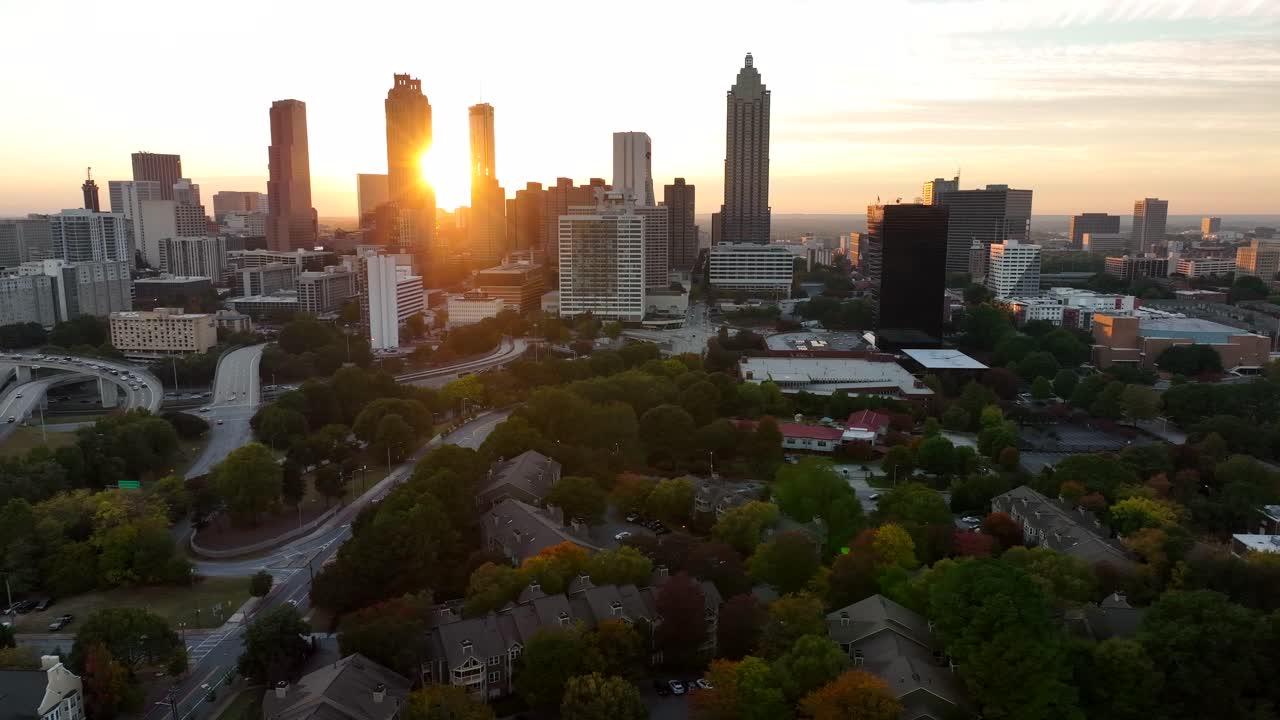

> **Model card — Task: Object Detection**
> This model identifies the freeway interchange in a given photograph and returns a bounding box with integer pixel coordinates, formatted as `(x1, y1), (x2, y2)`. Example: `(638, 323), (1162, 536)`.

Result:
(0, 354), (163, 442)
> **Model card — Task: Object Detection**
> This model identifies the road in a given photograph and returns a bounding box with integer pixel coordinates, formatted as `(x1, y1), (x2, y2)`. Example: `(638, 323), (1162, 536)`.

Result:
(0, 355), (163, 443)
(148, 411), (513, 720)
(621, 301), (716, 355)
(185, 345), (266, 479)
(398, 337), (528, 389)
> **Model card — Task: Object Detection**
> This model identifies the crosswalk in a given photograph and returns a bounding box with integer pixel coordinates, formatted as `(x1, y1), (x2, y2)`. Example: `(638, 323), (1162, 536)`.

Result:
(187, 627), (234, 662)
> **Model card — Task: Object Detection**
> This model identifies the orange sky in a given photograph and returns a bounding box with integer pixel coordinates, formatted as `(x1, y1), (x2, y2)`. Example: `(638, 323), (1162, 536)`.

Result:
(1, 0), (1277, 218)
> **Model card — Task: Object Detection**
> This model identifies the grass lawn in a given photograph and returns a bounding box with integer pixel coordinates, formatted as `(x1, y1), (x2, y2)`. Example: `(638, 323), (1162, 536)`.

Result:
(15, 576), (250, 632)
(171, 437), (210, 478)
(865, 474), (895, 489)
(214, 687), (263, 720)
(0, 426), (77, 458)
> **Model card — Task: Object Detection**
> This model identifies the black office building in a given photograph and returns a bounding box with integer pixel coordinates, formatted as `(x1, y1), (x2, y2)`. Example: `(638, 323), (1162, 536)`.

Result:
(867, 203), (949, 338)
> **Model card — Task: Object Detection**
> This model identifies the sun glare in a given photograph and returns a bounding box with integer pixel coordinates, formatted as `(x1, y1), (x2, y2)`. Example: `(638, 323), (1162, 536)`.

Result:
(419, 144), (470, 211)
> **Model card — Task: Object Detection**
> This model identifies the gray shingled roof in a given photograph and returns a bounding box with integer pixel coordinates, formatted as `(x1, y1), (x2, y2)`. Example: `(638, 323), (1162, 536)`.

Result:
(0, 670), (47, 720)
(476, 451), (560, 506)
(482, 498), (600, 563)
(260, 654), (410, 720)
(991, 486), (1137, 568)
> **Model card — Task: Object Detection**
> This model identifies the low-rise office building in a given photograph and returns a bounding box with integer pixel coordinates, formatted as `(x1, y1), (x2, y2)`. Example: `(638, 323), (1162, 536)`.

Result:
(1175, 257), (1236, 278)
(474, 262), (544, 313)
(1091, 313), (1270, 370)
(109, 307), (217, 354)
(739, 355), (934, 401)
(447, 291), (505, 328)
(227, 292), (299, 320)
(297, 267), (355, 316)
(708, 243), (794, 295)
(1004, 288), (1136, 329)
(235, 263), (298, 297)
(1081, 232), (1128, 256)
(214, 309), (253, 333)
(1105, 255), (1168, 280)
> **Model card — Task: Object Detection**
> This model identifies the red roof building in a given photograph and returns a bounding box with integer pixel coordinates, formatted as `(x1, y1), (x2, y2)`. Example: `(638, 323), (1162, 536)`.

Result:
(780, 422), (844, 453)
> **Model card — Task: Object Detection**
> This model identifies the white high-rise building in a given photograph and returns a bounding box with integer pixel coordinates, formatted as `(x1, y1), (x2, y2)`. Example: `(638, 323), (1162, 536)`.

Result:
(108, 180), (164, 264)
(559, 192), (645, 321)
(707, 243), (794, 294)
(138, 200), (206, 269)
(159, 236), (227, 278)
(48, 210), (130, 263)
(612, 132), (654, 206)
(361, 254), (424, 350)
(986, 240), (1042, 298)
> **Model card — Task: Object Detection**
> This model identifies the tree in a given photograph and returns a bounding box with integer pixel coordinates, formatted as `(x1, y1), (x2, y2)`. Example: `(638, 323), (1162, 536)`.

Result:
(1120, 384), (1160, 424)
(1138, 590), (1270, 720)
(712, 501), (779, 554)
(212, 442), (282, 524)
(654, 572), (708, 667)
(1156, 344), (1223, 376)
(610, 473), (655, 514)
(1052, 369), (1079, 399)
(515, 628), (587, 709)
(873, 483), (951, 528)
(404, 313), (427, 340)
(940, 405), (970, 432)
(799, 670), (902, 720)
(867, 524), (918, 569)
(314, 464), (347, 505)
(681, 380), (722, 426)
(1108, 496), (1180, 534)
(745, 417), (784, 477)
(1078, 638), (1162, 720)
(585, 546), (652, 587)
(1031, 376), (1054, 400)
(70, 608), (183, 672)
(254, 405), (308, 448)
(374, 413), (414, 463)
(0, 624), (14, 649)
(645, 477), (695, 524)
(927, 559), (1081, 720)
(759, 594), (826, 658)
(402, 686), (494, 720)
(639, 404), (696, 463)
(915, 435), (956, 477)
(773, 460), (863, 546)
(981, 511), (1023, 550)
(717, 594), (766, 660)
(560, 673), (646, 720)
(771, 634), (849, 701)
(81, 643), (138, 720)
(250, 570), (273, 597)
(1001, 547), (1096, 604)
(962, 304), (1015, 350)
(238, 605), (311, 683)
(547, 475), (608, 524)
(338, 593), (434, 677)
(749, 531), (820, 594)
(1049, 453), (1136, 502)
(582, 620), (647, 682)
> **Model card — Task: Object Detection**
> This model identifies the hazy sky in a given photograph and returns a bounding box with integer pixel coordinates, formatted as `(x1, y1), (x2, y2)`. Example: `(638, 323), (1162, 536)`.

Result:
(2, 0), (1277, 219)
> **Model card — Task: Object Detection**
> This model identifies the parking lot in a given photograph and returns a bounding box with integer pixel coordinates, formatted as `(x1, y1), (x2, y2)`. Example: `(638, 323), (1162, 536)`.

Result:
(1019, 424), (1135, 453)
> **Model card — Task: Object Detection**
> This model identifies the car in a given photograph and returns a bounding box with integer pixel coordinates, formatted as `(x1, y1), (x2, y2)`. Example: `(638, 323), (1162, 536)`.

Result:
(198, 407), (210, 413)
(614, 531), (632, 542)
(6, 418), (14, 424)
(46, 614), (73, 631)
(868, 493), (881, 501)
(654, 525), (672, 535)
(216, 420), (224, 425)
(34, 598), (52, 611)
(652, 680), (670, 697)
(696, 679), (714, 690)
(624, 511), (642, 523)
(11, 599), (37, 614)
(668, 680), (686, 695)
(14, 393), (21, 398)
(961, 515), (982, 525)
(287, 599), (299, 607)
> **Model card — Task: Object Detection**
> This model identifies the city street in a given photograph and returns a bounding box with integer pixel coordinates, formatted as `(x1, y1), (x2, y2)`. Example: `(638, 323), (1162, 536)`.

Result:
(185, 345), (266, 479)
(147, 410), (515, 720)
(621, 301), (718, 355)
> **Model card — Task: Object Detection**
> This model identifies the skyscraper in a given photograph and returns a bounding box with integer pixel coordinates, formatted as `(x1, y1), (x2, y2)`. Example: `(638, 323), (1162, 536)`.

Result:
(1131, 198), (1169, 253)
(1068, 213), (1121, 249)
(49, 210), (130, 263)
(173, 178), (201, 207)
(612, 132), (654, 206)
(922, 176), (959, 205)
(384, 74), (434, 267)
(356, 174), (389, 222)
(82, 169), (100, 212)
(544, 178), (609, 265)
(469, 103), (505, 266)
(266, 99), (318, 251)
(938, 184), (1032, 274)
(986, 240), (1042, 298)
(664, 178), (698, 272)
(212, 191), (268, 220)
(866, 203), (949, 337)
(558, 192), (645, 321)
(131, 152), (182, 201)
(1202, 216), (1222, 237)
(511, 182), (546, 254)
(720, 54), (771, 244)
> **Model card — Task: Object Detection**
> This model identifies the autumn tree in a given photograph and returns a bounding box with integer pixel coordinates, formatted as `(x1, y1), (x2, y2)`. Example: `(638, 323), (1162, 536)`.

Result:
(980, 511), (1023, 551)
(749, 531), (820, 594)
(582, 621), (647, 682)
(402, 686), (494, 720)
(717, 594), (766, 660)
(547, 475), (608, 524)
(799, 670), (902, 720)
(338, 593), (434, 677)
(712, 501), (779, 554)
(771, 634), (849, 701)
(646, 477), (695, 524)
(759, 594), (826, 658)
(654, 573), (708, 667)
(81, 643), (140, 720)
(560, 673), (646, 720)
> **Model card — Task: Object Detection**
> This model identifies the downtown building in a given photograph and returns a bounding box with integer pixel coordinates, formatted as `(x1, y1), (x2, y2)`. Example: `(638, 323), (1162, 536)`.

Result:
(211, 191), (268, 220)
(109, 307), (217, 354)
(0, 273), (59, 326)
(469, 103), (506, 267)
(1176, 257), (1237, 278)
(664, 178), (698, 272)
(707, 243), (794, 295)
(1202, 216), (1222, 237)
(0, 215), (55, 266)
(266, 99), (319, 251)
(17, 259), (132, 320)
(383, 74), (434, 268)
(716, 54), (771, 244)
(612, 132), (667, 287)
(158, 236), (227, 279)
(1131, 198), (1168, 254)
(356, 174), (389, 224)
(937, 184), (1032, 275)
(1235, 240), (1280, 279)
(985, 240), (1041, 298)
(49, 210), (131, 263)
(297, 267), (355, 316)
(866, 203), (949, 338)
(1104, 255), (1168, 280)
(1068, 213), (1121, 249)
(558, 192), (645, 321)
(138, 200), (208, 268)
(922, 176), (959, 206)
(130, 152), (182, 200)
(1081, 233), (1129, 256)
(474, 262), (544, 313)
(356, 252), (424, 350)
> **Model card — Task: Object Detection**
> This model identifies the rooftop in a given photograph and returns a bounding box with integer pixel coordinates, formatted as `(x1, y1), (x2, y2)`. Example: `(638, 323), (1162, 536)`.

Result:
(900, 348), (988, 370)
(740, 356), (933, 397)
(1232, 534), (1280, 554)
(134, 275), (213, 284)
(993, 486), (1137, 568)
(259, 654), (409, 720)
(779, 422), (844, 441)
(1138, 316), (1258, 339)
(766, 332), (869, 352)
(230, 292), (300, 304)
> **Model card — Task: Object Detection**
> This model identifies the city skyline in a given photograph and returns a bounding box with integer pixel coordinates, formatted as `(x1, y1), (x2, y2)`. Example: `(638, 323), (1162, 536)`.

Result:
(1, 0), (1277, 219)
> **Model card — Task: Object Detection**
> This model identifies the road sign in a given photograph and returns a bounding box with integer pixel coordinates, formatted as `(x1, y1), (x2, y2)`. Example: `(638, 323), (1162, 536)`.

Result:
(117, 480), (141, 490)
